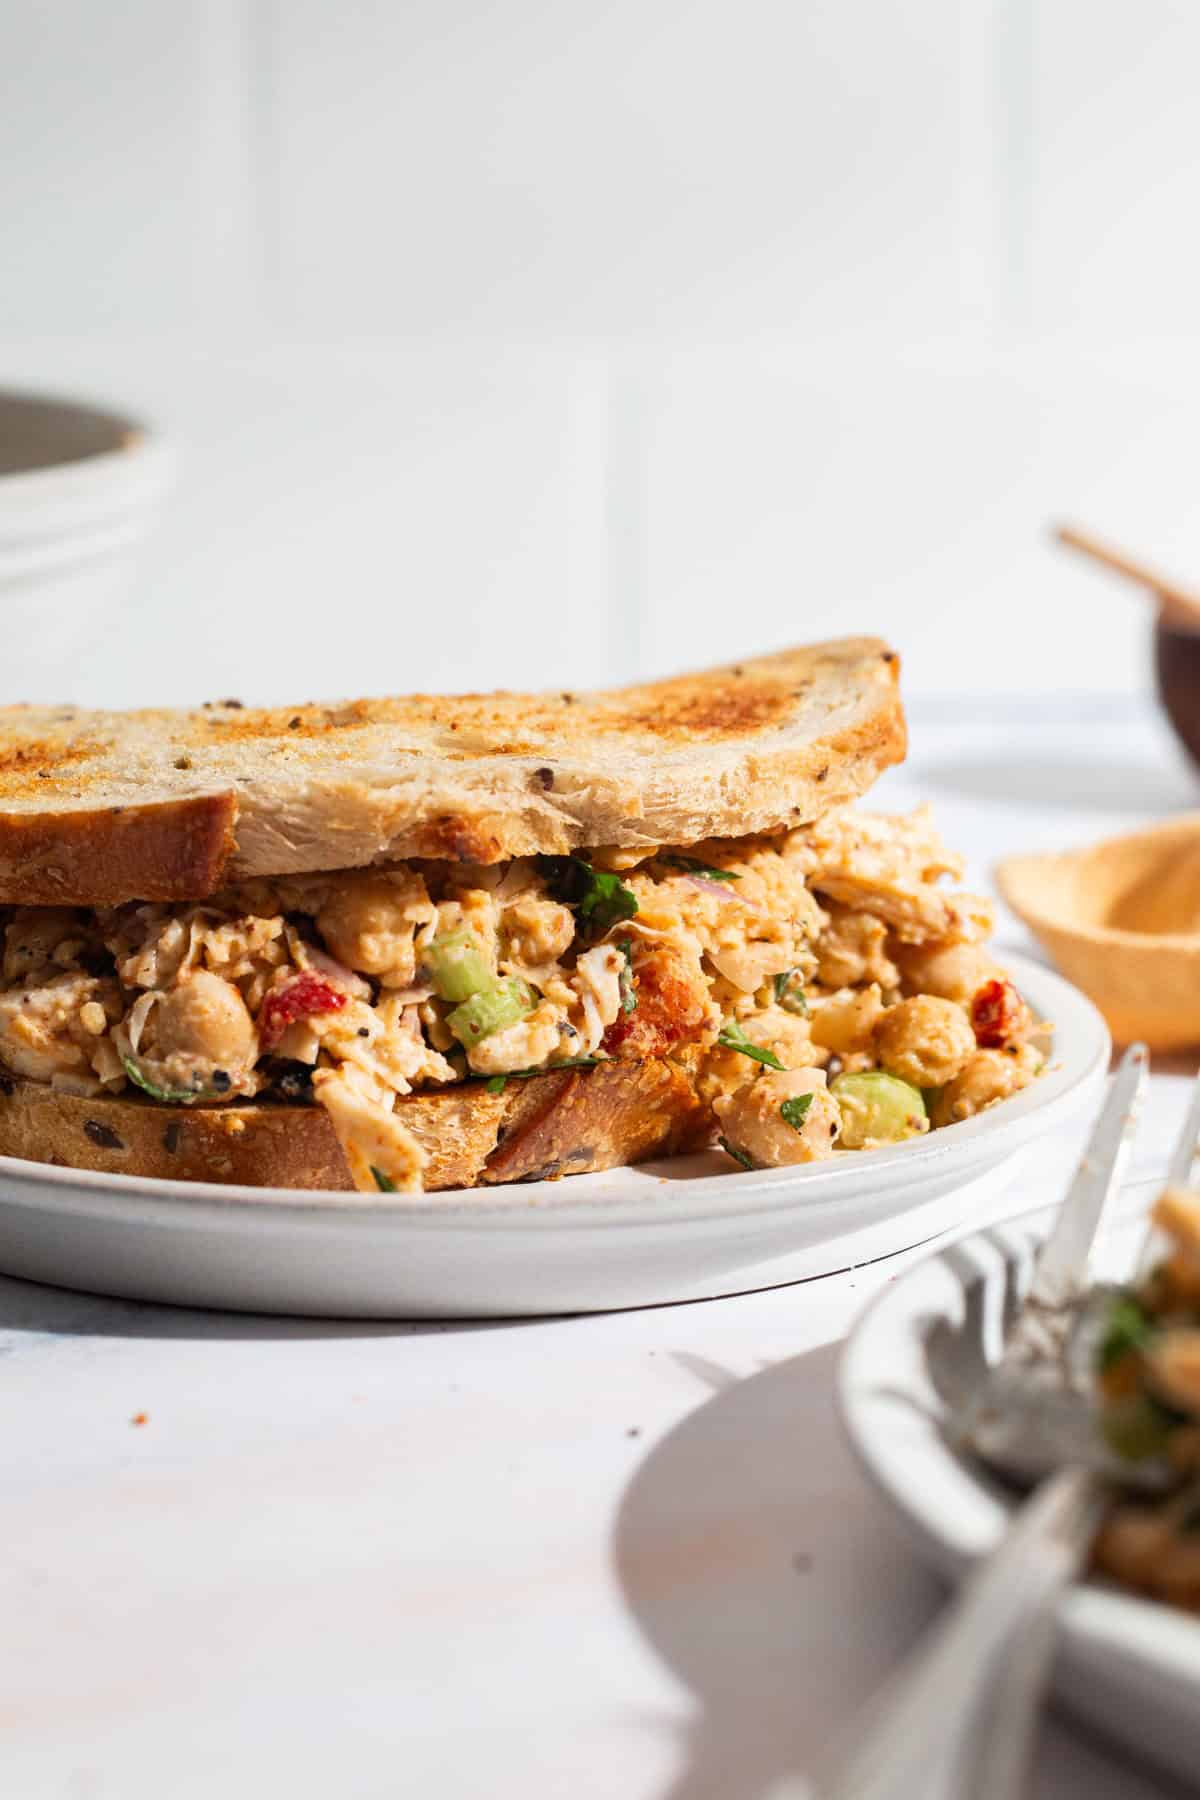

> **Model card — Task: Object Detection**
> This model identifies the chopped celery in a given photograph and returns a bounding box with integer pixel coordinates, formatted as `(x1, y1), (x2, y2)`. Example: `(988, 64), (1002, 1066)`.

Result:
(448, 977), (534, 1046)
(426, 928), (495, 1003)
(831, 1071), (926, 1148)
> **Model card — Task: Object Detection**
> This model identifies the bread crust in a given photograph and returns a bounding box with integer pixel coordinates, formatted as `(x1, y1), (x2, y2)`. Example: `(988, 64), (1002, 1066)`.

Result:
(0, 640), (905, 904)
(0, 791), (238, 905)
(0, 1059), (712, 1192)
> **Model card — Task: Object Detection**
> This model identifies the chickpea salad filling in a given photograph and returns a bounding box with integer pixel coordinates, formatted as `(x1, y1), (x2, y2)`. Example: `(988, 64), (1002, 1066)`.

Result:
(1094, 1186), (1200, 1611)
(0, 806), (1044, 1194)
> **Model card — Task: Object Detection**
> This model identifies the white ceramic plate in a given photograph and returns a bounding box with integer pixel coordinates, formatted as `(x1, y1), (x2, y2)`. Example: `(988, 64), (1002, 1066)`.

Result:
(840, 1191), (1200, 1789)
(0, 954), (1107, 1318)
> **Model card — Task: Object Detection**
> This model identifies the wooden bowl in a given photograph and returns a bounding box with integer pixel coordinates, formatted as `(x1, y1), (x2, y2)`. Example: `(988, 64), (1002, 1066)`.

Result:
(1156, 620), (1200, 770)
(997, 817), (1200, 1049)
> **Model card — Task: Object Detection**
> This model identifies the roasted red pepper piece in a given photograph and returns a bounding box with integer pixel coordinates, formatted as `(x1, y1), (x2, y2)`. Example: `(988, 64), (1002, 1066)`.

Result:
(971, 977), (1023, 1049)
(259, 972), (348, 1052)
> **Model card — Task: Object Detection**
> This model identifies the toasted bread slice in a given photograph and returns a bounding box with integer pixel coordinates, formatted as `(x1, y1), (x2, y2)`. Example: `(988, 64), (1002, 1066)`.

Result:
(0, 638), (904, 905)
(0, 1057), (712, 1192)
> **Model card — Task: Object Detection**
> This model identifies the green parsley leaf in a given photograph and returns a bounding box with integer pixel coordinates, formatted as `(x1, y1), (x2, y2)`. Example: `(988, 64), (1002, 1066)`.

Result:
(537, 855), (639, 935)
(1099, 1294), (1154, 1373)
(371, 1167), (399, 1193)
(487, 1055), (603, 1085)
(663, 854), (741, 882)
(779, 1093), (814, 1132)
(617, 939), (638, 1014)
(716, 1019), (785, 1070)
(121, 1054), (209, 1104)
(718, 1136), (756, 1171)
(773, 971), (809, 1016)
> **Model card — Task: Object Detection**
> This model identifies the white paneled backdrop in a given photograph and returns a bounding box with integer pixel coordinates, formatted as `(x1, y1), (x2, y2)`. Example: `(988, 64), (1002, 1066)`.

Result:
(4, 0), (1200, 707)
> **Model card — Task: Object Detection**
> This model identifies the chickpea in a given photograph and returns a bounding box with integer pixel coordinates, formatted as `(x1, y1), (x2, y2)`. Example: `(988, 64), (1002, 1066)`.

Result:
(713, 1069), (841, 1169)
(317, 874), (432, 984)
(810, 984), (885, 1056)
(1147, 1331), (1200, 1414)
(1152, 1185), (1200, 1259)
(1094, 1506), (1169, 1595)
(874, 994), (976, 1089)
(154, 971), (257, 1075)
(501, 896), (574, 967)
(929, 1048), (1036, 1128)
(815, 908), (898, 990)
(892, 940), (1000, 1004)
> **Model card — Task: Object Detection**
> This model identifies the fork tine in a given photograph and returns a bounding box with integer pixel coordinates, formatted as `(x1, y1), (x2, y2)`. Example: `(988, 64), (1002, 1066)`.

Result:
(1026, 1041), (1148, 1307)
(1130, 1064), (1200, 1283)
(1168, 1067), (1200, 1188)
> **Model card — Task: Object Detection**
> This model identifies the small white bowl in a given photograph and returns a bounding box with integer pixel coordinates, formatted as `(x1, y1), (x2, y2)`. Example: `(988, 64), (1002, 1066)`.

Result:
(840, 1196), (1200, 1789)
(0, 388), (172, 701)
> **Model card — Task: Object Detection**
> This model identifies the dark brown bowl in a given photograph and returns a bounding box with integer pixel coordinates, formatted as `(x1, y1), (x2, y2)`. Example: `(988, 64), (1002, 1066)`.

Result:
(1155, 619), (1200, 768)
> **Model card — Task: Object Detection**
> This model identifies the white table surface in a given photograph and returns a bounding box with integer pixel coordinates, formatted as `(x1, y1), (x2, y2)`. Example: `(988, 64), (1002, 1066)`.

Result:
(4, 704), (1198, 1800)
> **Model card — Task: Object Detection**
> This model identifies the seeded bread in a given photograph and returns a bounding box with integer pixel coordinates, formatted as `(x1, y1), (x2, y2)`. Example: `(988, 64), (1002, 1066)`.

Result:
(0, 638), (904, 905)
(0, 1056), (712, 1192)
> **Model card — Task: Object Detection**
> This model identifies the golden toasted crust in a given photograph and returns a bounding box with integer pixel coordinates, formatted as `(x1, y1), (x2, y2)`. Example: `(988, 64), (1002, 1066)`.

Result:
(0, 639), (905, 903)
(0, 1059), (712, 1192)
(0, 791), (238, 905)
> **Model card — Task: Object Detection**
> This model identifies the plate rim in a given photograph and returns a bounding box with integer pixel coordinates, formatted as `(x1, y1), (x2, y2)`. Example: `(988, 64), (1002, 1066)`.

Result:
(0, 950), (1108, 1227)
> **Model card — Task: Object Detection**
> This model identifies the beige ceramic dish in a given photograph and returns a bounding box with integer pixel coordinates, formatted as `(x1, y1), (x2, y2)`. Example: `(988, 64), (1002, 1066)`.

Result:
(997, 815), (1200, 1049)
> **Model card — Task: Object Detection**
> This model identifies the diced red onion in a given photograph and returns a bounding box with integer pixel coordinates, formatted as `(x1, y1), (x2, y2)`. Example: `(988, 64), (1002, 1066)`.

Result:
(305, 944), (372, 999)
(682, 874), (761, 910)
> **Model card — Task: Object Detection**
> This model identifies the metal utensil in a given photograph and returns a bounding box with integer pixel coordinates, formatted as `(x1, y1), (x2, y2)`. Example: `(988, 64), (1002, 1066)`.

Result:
(804, 1043), (1160, 1800)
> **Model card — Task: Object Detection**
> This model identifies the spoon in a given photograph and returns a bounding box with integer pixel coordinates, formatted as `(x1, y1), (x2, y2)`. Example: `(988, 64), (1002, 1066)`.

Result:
(1054, 521), (1200, 633)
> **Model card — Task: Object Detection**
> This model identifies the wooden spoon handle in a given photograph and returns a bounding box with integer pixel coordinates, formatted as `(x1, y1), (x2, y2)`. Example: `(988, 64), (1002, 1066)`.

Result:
(1054, 522), (1200, 630)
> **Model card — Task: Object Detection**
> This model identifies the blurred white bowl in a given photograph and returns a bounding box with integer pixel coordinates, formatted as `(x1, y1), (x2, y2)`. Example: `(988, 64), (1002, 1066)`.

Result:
(0, 389), (172, 700)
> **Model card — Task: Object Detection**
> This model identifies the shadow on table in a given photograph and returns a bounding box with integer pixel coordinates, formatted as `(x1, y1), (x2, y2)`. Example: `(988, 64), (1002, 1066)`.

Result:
(613, 1344), (1187, 1800)
(613, 1341), (941, 1800)
(918, 751), (1196, 815)
(0, 1270), (544, 1343)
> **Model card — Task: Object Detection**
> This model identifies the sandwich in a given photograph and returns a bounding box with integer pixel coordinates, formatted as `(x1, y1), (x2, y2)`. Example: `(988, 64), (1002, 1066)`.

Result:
(0, 638), (1042, 1193)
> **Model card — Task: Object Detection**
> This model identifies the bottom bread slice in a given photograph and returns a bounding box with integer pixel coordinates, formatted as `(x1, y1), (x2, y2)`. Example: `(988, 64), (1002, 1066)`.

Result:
(0, 1057), (714, 1192)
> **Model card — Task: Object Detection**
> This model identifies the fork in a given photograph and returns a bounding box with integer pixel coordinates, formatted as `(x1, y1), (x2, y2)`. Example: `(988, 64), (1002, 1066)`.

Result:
(800, 1043), (1162, 1800)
